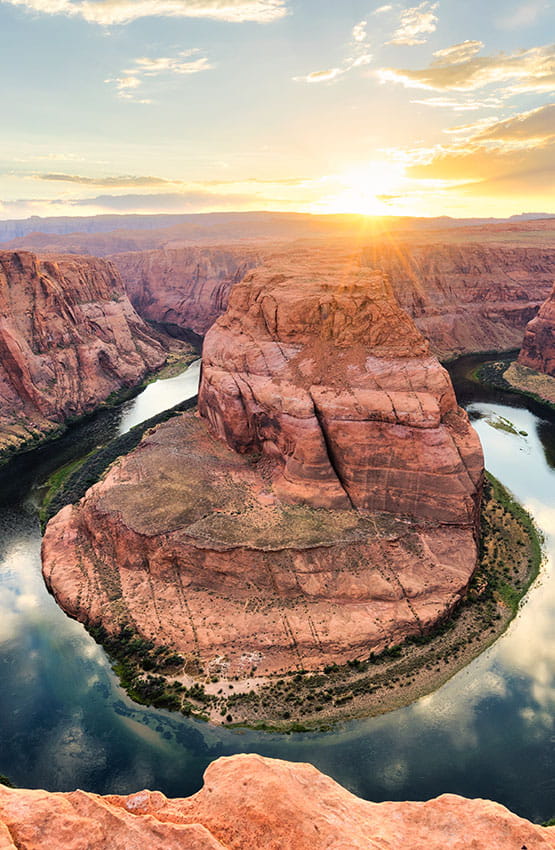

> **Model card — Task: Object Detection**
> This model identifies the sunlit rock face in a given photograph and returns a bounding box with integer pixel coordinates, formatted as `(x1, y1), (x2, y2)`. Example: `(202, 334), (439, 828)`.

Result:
(199, 259), (483, 527)
(518, 281), (555, 376)
(0, 250), (167, 456)
(42, 258), (483, 681)
(1, 754), (553, 850)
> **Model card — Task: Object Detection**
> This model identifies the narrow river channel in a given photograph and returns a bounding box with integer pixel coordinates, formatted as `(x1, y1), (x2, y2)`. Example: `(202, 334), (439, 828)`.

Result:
(0, 356), (554, 823)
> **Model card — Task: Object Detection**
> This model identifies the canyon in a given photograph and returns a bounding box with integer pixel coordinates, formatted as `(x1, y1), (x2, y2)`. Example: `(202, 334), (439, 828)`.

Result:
(41, 257), (483, 704)
(1, 753), (554, 850)
(518, 280), (555, 377)
(0, 251), (179, 459)
(110, 240), (555, 359)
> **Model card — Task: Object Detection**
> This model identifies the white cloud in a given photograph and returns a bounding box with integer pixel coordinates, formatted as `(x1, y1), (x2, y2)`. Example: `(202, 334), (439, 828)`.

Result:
(387, 1), (439, 46)
(105, 50), (213, 102)
(379, 42), (555, 94)
(352, 19), (367, 42)
(294, 67), (344, 84)
(295, 15), (372, 85)
(1, 0), (288, 24)
(373, 4), (393, 13)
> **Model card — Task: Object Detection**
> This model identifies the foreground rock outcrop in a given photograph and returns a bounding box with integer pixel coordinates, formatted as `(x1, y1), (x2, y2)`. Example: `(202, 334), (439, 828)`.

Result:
(518, 280), (555, 376)
(1, 754), (553, 850)
(0, 251), (169, 457)
(42, 259), (482, 700)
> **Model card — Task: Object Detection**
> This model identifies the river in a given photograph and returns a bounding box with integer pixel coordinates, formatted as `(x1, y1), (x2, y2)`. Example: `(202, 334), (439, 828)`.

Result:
(0, 356), (554, 822)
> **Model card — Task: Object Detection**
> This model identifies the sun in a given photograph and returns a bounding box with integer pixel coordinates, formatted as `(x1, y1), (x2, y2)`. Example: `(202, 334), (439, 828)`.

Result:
(313, 160), (407, 216)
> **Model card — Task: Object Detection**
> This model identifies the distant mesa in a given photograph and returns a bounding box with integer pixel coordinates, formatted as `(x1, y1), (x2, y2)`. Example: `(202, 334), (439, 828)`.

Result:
(42, 257), (483, 695)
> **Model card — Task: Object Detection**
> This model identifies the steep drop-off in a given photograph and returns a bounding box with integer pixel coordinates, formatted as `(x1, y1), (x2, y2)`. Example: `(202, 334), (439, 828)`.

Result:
(518, 280), (555, 376)
(0, 251), (167, 457)
(111, 241), (555, 359)
(1, 754), (553, 850)
(42, 259), (483, 697)
(112, 246), (260, 337)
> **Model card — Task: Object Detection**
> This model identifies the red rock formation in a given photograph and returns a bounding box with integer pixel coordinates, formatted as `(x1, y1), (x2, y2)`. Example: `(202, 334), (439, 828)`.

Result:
(42, 258), (483, 687)
(199, 260), (483, 525)
(1, 754), (554, 850)
(518, 281), (555, 376)
(112, 246), (260, 337)
(109, 241), (555, 359)
(0, 251), (168, 456)
(363, 242), (555, 359)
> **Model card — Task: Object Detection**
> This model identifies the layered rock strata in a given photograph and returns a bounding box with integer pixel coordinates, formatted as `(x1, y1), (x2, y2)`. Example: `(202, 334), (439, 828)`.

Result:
(0, 251), (168, 455)
(112, 246), (260, 337)
(518, 280), (555, 376)
(199, 261), (483, 524)
(109, 241), (555, 359)
(1, 754), (554, 850)
(42, 260), (482, 682)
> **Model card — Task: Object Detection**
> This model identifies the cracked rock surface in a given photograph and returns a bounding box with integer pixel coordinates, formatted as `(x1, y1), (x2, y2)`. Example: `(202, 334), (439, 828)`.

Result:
(42, 259), (483, 681)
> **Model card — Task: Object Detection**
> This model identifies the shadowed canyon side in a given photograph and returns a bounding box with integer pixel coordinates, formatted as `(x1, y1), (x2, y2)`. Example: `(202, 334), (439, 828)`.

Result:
(111, 246), (261, 338)
(518, 281), (555, 376)
(1, 754), (554, 850)
(109, 239), (555, 360)
(0, 251), (169, 457)
(42, 258), (483, 701)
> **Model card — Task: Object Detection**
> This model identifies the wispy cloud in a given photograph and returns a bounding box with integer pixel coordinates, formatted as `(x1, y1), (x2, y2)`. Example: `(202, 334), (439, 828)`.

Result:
(352, 19), (367, 42)
(387, 1), (439, 46)
(373, 4), (393, 13)
(105, 50), (213, 102)
(1, 0), (288, 24)
(379, 41), (555, 93)
(411, 95), (505, 111)
(406, 103), (555, 196)
(294, 16), (372, 84)
(497, 1), (550, 30)
(35, 173), (178, 187)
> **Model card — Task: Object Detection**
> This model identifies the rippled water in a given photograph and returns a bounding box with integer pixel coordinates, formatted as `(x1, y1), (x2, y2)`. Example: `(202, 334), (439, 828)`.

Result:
(0, 357), (554, 822)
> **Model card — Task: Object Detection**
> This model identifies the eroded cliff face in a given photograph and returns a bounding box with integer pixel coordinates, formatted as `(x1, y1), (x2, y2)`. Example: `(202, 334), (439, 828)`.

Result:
(110, 241), (555, 359)
(42, 258), (483, 687)
(0, 251), (167, 456)
(362, 243), (555, 359)
(518, 281), (555, 376)
(199, 260), (483, 526)
(1, 754), (553, 850)
(112, 246), (260, 337)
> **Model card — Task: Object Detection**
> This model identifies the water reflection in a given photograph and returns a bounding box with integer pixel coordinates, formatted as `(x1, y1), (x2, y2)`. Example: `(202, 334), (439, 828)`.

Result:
(0, 360), (555, 822)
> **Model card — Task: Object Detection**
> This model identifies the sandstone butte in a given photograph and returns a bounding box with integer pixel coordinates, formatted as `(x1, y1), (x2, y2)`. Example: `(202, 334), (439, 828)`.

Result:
(0, 250), (168, 457)
(518, 280), (555, 376)
(1, 754), (554, 850)
(111, 241), (555, 359)
(42, 259), (483, 683)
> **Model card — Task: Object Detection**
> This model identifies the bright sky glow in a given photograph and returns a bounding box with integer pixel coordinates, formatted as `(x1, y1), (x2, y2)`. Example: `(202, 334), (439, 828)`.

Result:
(0, 0), (554, 219)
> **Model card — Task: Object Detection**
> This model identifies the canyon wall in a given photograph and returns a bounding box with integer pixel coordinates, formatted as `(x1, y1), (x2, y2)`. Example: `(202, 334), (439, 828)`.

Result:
(42, 257), (483, 685)
(0, 250), (167, 456)
(1, 754), (553, 850)
(518, 281), (555, 376)
(112, 246), (261, 337)
(111, 241), (555, 359)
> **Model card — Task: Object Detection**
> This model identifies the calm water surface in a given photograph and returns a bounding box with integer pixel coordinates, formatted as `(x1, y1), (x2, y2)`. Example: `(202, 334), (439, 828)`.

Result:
(0, 356), (554, 822)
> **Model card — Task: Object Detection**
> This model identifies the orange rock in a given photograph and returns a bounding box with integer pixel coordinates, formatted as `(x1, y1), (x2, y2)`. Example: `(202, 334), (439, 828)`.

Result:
(42, 259), (483, 684)
(1, 754), (553, 850)
(518, 281), (555, 376)
(199, 260), (483, 525)
(0, 250), (168, 456)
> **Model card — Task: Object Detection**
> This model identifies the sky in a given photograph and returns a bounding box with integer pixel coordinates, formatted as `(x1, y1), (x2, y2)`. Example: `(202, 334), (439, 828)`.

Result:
(0, 0), (554, 219)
